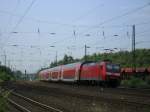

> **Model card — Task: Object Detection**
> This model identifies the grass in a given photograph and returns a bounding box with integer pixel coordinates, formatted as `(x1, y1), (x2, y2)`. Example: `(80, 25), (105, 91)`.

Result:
(121, 76), (150, 88)
(0, 89), (10, 112)
(0, 79), (3, 83)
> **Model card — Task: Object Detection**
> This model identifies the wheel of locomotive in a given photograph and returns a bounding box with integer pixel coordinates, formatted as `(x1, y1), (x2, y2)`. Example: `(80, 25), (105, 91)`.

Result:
(98, 81), (107, 87)
(108, 79), (120, 88)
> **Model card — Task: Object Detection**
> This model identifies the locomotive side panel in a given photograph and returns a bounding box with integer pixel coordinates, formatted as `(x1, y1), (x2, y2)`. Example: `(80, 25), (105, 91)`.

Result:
(61, 63), (81, 82)
(80, 63), (100, 81)
(99, 62), (106, 81)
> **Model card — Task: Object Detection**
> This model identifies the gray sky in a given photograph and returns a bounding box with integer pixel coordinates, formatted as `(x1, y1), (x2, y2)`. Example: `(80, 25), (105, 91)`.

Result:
(0, 0), (150, 73)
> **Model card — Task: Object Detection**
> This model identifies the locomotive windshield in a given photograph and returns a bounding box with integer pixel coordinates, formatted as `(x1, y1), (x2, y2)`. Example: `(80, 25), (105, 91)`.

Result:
(106, 64), (120, 73)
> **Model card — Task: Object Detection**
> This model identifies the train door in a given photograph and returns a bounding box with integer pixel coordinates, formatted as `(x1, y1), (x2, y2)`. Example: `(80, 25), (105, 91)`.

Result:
(99, 63), (106, 81)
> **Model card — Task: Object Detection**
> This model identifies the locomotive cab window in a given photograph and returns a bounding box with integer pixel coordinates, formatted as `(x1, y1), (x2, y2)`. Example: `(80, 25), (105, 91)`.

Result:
(106, 64), (120, 73)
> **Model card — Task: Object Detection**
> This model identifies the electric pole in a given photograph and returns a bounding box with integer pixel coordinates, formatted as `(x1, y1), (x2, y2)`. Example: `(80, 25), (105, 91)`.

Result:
(25, 69), (27, 80)
(132, 25), (136, 70)
(4, 54), (7, 67)
(85, 45), (87, 61)
(84, 44), (90, 61)
(55, 51), (57, 65)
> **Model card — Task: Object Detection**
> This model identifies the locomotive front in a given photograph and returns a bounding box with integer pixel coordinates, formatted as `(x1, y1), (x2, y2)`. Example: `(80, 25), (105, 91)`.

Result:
(104, 62), (121, 87)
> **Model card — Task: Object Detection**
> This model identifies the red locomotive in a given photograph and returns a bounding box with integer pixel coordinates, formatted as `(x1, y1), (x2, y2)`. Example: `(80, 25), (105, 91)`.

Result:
(38, 61), (121, 87)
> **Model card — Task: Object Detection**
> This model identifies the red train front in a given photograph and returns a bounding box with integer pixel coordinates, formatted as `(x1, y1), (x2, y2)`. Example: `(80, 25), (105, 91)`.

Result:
(80, 61), (120, 86)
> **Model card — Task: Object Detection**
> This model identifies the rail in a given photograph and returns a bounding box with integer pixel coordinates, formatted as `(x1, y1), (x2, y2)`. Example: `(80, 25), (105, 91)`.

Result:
(1, 88), (64, 112)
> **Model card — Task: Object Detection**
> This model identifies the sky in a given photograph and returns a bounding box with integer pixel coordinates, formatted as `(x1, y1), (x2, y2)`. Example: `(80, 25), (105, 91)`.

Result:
(0, 0), (150, 73)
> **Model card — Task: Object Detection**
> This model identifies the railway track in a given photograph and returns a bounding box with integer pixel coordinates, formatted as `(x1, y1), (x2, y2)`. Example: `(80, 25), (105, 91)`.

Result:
(10, 87), (150, 108)
(8, 89), (150, 112)
(2, 82), (150, 112)
(7, 91), (63, 112)
(104, 87), (150, 98)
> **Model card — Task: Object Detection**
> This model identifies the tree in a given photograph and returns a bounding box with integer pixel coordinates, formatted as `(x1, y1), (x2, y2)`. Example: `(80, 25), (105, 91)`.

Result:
(0, 65), (14, 81)
(49, 49), (150, 68)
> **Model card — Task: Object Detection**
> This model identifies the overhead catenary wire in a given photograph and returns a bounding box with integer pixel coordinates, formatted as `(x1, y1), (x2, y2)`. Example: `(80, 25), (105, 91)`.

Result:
(4, 0), (20, 35)
(72, 2), (150, 38)
(47, 2), (150, 47)
(0, 19), (150, 35)
(0, 1), (149, 38)
(1, 0), (37, 49)
(2, 24), (150, 52)
(11, 0), (37, 34)
(71, 3), (104, 23)
(0, 2), (149, 31)
(0, 10), (150, 36)
(1, 2), (150, 71)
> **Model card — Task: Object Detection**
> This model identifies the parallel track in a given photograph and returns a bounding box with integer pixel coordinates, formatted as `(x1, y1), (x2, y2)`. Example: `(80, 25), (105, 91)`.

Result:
(2, 82), (150, 112)
(8, 91), (63, 112)
(105, 87), (150, 98)
(8, 98), (31, 112)
(11, 88), (150, 108)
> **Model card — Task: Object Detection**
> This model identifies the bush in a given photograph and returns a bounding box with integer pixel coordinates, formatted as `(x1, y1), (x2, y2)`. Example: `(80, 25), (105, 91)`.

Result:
(121, 77), (150, 88)
(121, 80), (129, 86)
(0, 72), (11, 81)
(0, 91), (10, 112)
(0, 79), (3, 83)
(146, 76), (150, 85)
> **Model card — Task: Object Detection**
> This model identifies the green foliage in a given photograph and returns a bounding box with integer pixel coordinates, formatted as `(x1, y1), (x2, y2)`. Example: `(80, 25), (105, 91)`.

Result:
(0, 65), (24, 81)
(0, 91), (10, 112)
(49, 49), (150, 68)
(12, 70), (23, 80)
(0, 66), (12, 75)
(0, 65), (13, 81)
(146, 76), (150, 85)
(0, 72), (11, 81)
(50, 54), (80, 68)
(121, 77), (150, 88)
(83, 49), (150, 67)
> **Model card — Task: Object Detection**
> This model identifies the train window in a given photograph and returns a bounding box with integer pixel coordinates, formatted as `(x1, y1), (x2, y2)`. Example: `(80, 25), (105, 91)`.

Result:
(85, 62), (95, 66)
(89, 63), (96, 66)
(106, 64), (120, 73)
(113, 65), (120, 70)
(106, 64), (112, 70)
(64, 62), (80, 68)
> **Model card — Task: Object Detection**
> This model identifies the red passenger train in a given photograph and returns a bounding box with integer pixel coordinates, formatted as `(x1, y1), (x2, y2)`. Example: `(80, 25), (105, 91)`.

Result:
(38, 61), (121, 87)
